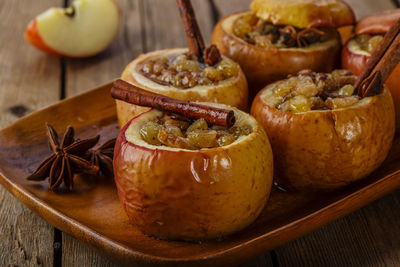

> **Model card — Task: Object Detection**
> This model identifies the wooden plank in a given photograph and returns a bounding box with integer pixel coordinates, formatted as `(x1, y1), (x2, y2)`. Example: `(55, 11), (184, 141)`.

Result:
(0, 0), (61, 266)
(65, 0), (143, 97)
(62, 234), (120, 267)
(62, 0), (141, 266)
(239, 254), (274, 267)
(346, 0), (396, 19)
(213, 0), (250, 18)
(275, 191), (400, 266)
(142, 0), (215, 50)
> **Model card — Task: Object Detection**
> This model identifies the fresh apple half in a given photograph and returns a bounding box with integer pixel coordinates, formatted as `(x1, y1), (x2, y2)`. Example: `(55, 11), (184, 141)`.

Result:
(25, 0), (120, 58)
(251, 75), (395, 191)
(116, 48), (248, 128)
(113, 104), (273, 240)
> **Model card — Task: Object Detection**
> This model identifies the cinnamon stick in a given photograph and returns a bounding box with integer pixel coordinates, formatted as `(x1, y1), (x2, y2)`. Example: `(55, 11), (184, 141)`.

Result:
(355, 19), (400, 97)
(176, 0), (205, 62)
(111, 79), (236, 128)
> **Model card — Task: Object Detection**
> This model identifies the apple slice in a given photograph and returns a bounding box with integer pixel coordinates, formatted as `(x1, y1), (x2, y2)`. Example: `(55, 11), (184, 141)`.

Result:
(25, 0), (120, 58)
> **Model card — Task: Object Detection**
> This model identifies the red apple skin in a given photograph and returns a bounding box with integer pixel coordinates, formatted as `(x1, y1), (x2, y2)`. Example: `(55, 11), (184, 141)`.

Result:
(24, 0), (120, 58)
(25, 20), (65, 57)
(113, 110), (273, 240)
(342, 40), (400, 131)
(341, 40), (368, 76)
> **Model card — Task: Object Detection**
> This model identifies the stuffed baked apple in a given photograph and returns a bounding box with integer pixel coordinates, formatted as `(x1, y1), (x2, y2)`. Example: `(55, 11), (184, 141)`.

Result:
(251, 69), (395, 191)
(112, 81), (273, 240)
(342, 9), (400, 129)
(116, 0), (248, 128)
(211, 0), (355, 98)
(117, 49), (248, 127)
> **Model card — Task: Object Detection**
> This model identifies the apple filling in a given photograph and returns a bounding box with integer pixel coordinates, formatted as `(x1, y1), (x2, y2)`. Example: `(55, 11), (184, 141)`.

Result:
(139, 113), (252, 149)
(232, 14), (327, 48)
(137, 53), (239, 89)
(350, 34), (384, 56)
(262, 70), (363, 112)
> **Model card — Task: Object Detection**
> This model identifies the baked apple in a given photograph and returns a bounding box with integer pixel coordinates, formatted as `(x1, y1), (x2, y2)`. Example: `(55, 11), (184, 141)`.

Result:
(116, 0), (248, 128)
(251, 69), (395, 191)
(116, 48), (248, 128)
(25, 0), (120, 57)
(211, 0), (355, 98)
(113, 104), (273, 240)
(342, 9), (400, 129)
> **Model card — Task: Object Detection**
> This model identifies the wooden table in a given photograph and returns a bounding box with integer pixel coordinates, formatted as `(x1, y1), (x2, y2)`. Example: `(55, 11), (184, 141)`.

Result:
(0, 0), (399, 266)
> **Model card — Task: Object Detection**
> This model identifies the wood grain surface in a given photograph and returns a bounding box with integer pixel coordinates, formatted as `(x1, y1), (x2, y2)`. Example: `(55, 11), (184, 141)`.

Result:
(0, 0), (60, 266)
(0, 0), (399, 266)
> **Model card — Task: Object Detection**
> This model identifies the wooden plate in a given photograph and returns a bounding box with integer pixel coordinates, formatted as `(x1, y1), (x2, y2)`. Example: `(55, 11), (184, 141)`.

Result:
(1, 83), (400, 266)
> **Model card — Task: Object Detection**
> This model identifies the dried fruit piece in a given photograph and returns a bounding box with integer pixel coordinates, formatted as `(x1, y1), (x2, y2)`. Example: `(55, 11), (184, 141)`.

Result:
(187, 118), (208, 132)
(140, 121), (162, 145)
(338, 84), (355, 96)
(367, 35), (383, 54)
(187, 130), (218, 148)
(325, 96), (359, 109)
(280, 95), (312, 113)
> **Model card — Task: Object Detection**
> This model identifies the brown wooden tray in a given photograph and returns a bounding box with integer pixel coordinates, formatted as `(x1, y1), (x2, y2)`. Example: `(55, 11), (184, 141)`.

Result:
(1, 83), (400, 266)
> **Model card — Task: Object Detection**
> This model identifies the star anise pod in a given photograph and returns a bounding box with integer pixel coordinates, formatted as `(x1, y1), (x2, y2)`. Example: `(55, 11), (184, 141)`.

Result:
(86, 138), (116, 178)
(297, 28), (325, 48)
(279, 25), (298, 47)
(27, 123), (100, 191)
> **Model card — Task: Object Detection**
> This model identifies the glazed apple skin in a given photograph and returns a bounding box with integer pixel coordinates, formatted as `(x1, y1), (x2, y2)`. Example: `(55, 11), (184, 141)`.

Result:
(356, 9), (400, 35)
(116, 48), (248, 128)
(342, 39), (400, 130)
(211, 12), (342, 99)
(251, 85), (395, 191)
(250, 0), (355, 29)
(113, 107), (273, 240)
